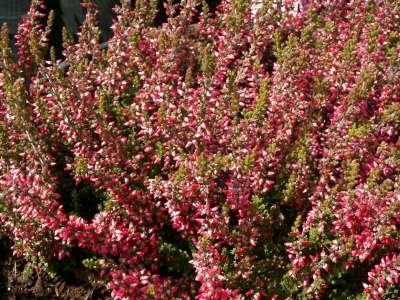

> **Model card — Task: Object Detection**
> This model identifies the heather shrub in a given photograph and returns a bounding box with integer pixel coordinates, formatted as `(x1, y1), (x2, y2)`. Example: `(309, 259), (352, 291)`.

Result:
(0, 0), (399, 299)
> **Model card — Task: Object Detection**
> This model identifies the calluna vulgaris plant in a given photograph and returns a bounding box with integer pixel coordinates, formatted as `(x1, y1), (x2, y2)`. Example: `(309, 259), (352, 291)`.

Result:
(0, 0), (399, 299)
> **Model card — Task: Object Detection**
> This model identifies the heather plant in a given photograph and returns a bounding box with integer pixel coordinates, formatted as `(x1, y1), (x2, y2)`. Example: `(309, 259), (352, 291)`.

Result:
(0, 0), (399, 299)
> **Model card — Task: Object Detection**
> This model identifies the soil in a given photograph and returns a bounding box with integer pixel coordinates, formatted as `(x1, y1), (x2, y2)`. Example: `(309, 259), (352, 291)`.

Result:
(0, 239), (111, 300)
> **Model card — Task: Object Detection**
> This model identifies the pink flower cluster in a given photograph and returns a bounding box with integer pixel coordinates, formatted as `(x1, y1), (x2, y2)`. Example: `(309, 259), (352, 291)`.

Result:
(0, 0), (398, 299)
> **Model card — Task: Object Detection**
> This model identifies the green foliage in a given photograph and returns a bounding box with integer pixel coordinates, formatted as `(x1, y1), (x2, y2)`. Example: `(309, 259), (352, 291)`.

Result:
(200, 44), (215, 77)
(343, 159), (360, 190)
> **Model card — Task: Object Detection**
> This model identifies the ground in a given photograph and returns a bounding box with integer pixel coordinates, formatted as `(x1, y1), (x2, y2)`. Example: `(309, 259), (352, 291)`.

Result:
(0, 239), (111, 300)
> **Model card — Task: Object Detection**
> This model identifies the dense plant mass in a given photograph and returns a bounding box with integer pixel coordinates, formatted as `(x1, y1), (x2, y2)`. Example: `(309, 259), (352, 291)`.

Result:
(0, 0), (399, 298)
